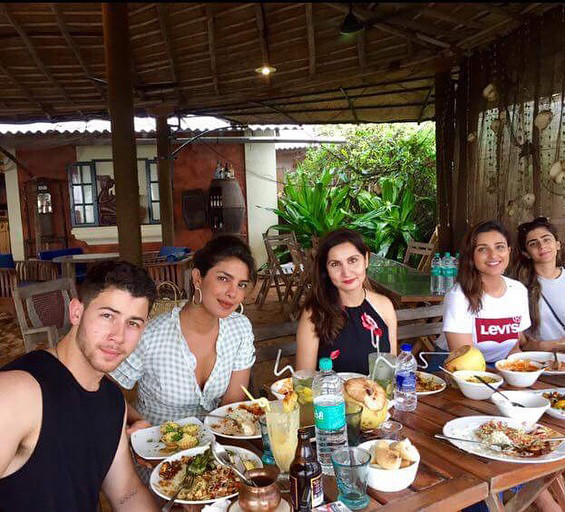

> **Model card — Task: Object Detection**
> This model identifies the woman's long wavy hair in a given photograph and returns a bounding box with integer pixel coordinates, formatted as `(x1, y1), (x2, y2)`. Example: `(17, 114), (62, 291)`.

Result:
(514, 217), (563, 334)
(457, 220), (511, 314)
(303, 228), (369, 346)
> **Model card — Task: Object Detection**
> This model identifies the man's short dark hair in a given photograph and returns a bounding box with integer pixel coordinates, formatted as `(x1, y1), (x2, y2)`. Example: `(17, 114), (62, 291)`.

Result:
(78, 260), (157, 311)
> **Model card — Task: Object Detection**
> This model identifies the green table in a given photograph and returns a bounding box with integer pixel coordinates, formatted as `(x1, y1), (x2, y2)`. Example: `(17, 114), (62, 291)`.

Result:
(367, 254), (444, 306)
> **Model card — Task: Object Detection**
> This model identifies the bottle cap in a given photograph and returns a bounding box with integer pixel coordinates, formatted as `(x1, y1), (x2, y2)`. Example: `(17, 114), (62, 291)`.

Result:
(445, 252), (451, 257)
(434, 252), (440, 256)
(319, 357), (332, 371)
(401, 344), (412, 352)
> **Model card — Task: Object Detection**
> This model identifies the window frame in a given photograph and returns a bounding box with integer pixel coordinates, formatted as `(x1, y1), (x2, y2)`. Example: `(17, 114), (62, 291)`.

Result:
(145, 158), (161, 224)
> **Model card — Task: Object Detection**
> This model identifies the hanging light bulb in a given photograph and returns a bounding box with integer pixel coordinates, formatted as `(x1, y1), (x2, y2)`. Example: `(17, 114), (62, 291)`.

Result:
(255, 64), (277, 76)
(340, 3), (364, 35)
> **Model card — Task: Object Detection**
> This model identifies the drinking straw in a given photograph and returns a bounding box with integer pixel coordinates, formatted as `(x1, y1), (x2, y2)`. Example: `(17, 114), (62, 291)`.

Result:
(241, 385), (271, 412)
(273, 348), (295, 377)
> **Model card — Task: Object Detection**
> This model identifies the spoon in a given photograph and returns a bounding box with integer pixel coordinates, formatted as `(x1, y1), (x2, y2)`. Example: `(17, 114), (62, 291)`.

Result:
(474, 375), (525, 408)
(552, 351), (560, 371)
(210, 442), (257, 487)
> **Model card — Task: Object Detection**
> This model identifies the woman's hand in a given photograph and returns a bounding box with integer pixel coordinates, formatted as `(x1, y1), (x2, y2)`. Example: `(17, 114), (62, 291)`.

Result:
(126, 419), (151, 436)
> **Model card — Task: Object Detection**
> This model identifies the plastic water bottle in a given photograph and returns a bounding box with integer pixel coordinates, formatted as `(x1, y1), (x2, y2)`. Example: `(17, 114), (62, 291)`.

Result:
(312, 357), (348, 475)
(430, 253), (444, 295)
(394, 344), (417, 412)
(442, 252), (456, 292)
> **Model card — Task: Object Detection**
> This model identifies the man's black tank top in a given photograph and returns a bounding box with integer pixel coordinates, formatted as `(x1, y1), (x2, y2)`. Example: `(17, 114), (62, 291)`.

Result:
(0, 350), (125, 512)
(318, 299), (390, 374)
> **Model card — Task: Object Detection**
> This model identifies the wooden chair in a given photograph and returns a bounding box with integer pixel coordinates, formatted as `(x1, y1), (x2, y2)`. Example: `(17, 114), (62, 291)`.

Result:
(13, 277), (78, 352)
(403, 240), (436, 270)
(396, 304), (444, 354)
(144, 257), (191, 294)
(0, 268), (18, 317)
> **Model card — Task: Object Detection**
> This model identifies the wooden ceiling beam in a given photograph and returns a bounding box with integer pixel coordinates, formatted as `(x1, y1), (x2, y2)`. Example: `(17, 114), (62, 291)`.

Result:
(416, 7), (482, 29)
(340, 87), (359, 122)
(206, 6), (220, 95)
(247, 100), (299, 124)
(51, 4), (106, 102)
(305, 4), (316, 78)
(254, 3), (271, 85)
(156, 2), (181, 108)
(357, 29), (367, 70)
(0, 3), (84, 117)
(0, 62), (52, 119)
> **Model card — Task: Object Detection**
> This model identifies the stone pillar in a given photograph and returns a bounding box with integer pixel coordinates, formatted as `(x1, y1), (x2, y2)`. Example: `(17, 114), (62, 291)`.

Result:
(244, 129), (278, 266)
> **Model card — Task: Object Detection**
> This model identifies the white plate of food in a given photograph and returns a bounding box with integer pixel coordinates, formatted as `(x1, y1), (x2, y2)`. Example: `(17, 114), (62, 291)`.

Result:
(131, 417), (216, 460)
(442, 415), (565, 464)
(204, 401), (265, 440)
(507, 351), (565, 375)
(416, 371), (446, 396)
(270, 377), (292, 399)
(150, 444), (262, 505)
(531, 388), (565, 420)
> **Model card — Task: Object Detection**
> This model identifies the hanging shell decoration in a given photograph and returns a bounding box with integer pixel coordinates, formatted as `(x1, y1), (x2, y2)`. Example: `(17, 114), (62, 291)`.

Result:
(549, 161), (563, 179)
(534, 110), (553, 131)
(482, 83), (498, 102)
(490, 119), (502, 133)
(521, 193), (535, 207)
(555, 172), (565, 185)
(506, 200), (516, 217)
(467, 132), (477, 142)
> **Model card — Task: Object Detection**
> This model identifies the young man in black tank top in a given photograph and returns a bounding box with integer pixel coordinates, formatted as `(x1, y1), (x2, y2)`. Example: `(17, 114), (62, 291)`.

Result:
(0, 260), (159, 512)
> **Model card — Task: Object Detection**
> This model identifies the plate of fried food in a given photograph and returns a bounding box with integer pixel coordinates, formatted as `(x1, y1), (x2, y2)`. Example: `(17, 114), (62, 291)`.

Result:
(204, 401), (266, 440)
(150, 444), (262, 505)
(507, 351), (565, 375)
(131, 417), (216, 460)
(532, 388), (565, 420)
(415, 371), (446, 396)
(442, 416), (565, 463)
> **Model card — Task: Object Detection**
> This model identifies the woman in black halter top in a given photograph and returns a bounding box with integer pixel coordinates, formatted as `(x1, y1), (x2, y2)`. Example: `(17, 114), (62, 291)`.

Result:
(296, 229), (397, 374)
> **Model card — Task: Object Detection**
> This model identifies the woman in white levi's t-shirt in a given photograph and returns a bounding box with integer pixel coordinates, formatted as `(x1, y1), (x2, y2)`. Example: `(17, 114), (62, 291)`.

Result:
(437, 220), (530, 363)
(515, 217), (565, 352)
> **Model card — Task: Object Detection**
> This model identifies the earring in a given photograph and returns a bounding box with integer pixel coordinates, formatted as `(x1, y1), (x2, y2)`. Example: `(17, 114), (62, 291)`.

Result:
(237, 303), (244, 315)
(192, 287), (203, 306)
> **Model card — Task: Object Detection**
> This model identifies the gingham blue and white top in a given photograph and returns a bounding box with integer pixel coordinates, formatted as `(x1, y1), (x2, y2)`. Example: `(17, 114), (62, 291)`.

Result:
(110, 306), (255, 425)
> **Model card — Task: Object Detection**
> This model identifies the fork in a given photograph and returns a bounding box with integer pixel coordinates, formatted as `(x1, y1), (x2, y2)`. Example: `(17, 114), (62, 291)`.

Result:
(474, 375), (525, 408)
(162, 470), (195, 512)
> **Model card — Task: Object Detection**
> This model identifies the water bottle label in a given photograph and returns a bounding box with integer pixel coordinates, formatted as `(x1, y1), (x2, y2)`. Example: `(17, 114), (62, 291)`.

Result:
(396, 372), (416, 392)
(314, 402), (346, 430)
(431, 267), (441, 276)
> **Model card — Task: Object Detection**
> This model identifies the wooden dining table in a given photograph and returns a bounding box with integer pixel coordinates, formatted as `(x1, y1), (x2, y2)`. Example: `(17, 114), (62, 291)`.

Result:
(367, 253), (444, 307)
(141, 372), (565, 512)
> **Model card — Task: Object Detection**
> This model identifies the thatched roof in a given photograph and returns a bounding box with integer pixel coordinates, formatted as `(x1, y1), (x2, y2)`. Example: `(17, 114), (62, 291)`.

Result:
(0, 2), (556, 124)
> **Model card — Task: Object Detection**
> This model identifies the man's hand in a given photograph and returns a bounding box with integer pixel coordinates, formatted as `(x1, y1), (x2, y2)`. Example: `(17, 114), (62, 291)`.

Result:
(126, 419), (151, 436)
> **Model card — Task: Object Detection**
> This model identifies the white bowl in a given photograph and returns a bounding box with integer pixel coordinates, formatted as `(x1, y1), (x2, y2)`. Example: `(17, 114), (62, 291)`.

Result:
(358, 439), (420, 492)
(452, 370), (504, 400)
(490, 391), (550, 424)
(495, 359), (545, 388)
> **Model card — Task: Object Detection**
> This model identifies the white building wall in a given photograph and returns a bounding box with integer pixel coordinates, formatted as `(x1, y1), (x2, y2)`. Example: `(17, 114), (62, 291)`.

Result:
(244, 129), (278, 267)
(4, 149), (25, 260)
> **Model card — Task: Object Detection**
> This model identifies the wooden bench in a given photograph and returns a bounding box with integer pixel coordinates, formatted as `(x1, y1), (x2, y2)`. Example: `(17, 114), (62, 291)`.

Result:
(396, 304), (444, 353)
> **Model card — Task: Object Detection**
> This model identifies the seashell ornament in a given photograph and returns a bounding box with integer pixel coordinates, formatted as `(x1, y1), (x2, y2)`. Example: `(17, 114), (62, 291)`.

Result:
(534, 110), (553, 131)
(521, 193), (535, 207)
(490, 119), (501, 133)
(549, 161), (563, 178)
(482, 83), (497, 102)
(555, 172), (565, 185)
(467, 132), (477, 142)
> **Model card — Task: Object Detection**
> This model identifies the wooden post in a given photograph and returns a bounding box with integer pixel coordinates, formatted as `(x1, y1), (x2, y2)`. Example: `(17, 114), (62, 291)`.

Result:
(102, 4), (141, 265)
(435, 70), (455, 253)
(156, 114), (175, 245)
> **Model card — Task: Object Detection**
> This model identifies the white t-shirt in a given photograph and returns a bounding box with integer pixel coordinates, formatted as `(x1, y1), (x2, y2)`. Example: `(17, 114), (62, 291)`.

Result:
(437, 276), (531, 362)
(533, 268), (565, 342)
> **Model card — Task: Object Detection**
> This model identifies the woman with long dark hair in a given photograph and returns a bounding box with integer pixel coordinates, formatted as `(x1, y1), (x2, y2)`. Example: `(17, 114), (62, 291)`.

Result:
(437, 220), (529, 363)
(515, 216), (565, 352)
(296, 228), (397, 374)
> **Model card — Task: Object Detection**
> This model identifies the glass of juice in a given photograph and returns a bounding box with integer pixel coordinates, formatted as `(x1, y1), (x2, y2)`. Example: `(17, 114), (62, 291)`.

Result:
(265, 399), (300, 485)
(368, 352), (397, 400)
(292, 369), (317, 427)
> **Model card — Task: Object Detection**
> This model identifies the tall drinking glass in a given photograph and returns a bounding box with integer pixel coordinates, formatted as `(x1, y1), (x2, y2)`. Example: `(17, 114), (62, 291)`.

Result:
(265, 400), (300, 488)
(368, 352), (397, 400)
(292, 369), (316, 427)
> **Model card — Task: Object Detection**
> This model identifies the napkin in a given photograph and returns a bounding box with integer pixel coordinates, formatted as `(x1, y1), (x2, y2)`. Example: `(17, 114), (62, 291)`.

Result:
(201, 498), (232, 512)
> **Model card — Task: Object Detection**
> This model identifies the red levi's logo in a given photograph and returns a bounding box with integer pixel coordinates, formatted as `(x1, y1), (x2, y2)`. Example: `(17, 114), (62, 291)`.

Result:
(475, 317), (521, 344)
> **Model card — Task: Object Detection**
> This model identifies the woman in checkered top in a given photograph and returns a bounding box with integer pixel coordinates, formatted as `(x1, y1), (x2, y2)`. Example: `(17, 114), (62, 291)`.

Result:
(111, 235), (257, 432)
